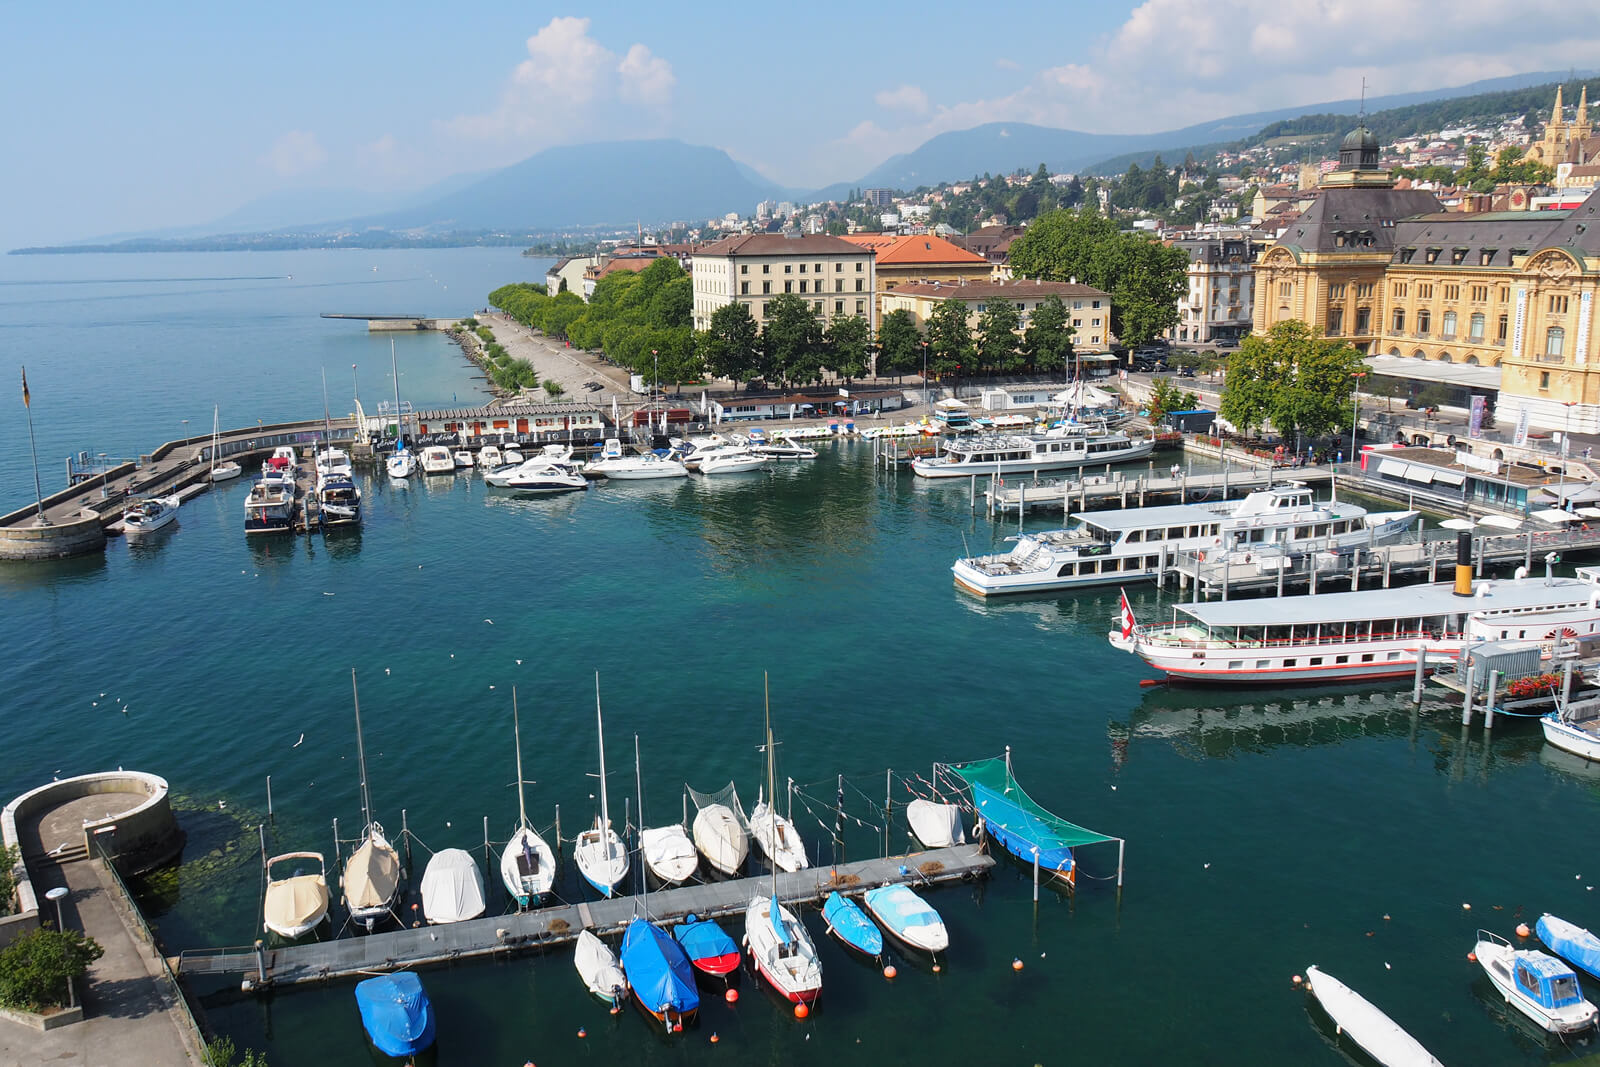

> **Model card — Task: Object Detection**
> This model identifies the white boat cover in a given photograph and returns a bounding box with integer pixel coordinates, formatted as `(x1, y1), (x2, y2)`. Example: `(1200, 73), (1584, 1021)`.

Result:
(640, 824), (698, 883)
(574, 929), (629, 1005)
(1305, 965), (1444, 1066)
(344, 833), (401, 913)
(749, 802), (809, 872)
(692, 804), (749, 875)
(419, 848), (486, 924)
(263, 855), (328, 936)
(906, 799), (966, 848)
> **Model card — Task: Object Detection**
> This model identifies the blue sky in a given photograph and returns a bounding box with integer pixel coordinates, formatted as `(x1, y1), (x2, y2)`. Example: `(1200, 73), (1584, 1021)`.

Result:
(3, 1), (1591, 248)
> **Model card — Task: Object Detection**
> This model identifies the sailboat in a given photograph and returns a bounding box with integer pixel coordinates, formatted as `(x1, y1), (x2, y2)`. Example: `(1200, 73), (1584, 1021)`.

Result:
(208, 405), (241, 482)
(743, 676), (823, 1005)
(573, 673), (629, 896)
(635, 736), (696, 885)
(499, 689), (556, 908)
(342, 669), (401, 931)
(385, 340), (416, 479)
(749, 783), (809, 873)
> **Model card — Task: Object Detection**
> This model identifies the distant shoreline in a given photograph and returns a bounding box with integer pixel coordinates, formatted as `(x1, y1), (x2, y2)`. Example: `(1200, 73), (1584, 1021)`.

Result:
(8, 234), (553, 255)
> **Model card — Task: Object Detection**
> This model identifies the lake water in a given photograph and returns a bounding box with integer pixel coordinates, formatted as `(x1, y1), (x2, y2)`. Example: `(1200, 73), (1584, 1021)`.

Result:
(1, 249), (1594, 1065)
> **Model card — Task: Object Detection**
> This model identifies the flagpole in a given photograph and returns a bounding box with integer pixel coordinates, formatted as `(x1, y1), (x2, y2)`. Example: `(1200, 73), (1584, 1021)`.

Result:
(20, 366), (48, 526)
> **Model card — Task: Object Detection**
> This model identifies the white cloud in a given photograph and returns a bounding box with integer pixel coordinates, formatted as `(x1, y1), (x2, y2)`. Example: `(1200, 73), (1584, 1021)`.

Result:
(263, 130), (327, 177)
(995, 57), (1021, 71)
(875, 84), (930, 115)
(618, 44), (675, 105)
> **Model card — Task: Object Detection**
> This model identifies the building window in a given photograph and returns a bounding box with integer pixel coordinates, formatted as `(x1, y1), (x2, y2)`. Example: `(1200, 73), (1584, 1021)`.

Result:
(856, 262), (863, 272)
(835, 280), (844, 292)
(784, 265), (792, 274)
(1468, 313), (1484, 342)
(1470, 284), (1488, 302)
(1356, 283), (1373, 299)
(763, 264), (770, 274)
(1328, 283), (1347, 300)
(836, 263), (844, 272)
(1355, 307), (1370, 334)
(740, 264), (748, 274)
(1443, 285), (1459, 300)
(1392, 308), (1406, 332)
(814, 301), (822, 313)
(1548, 326), (1566, 358)
(815, 264), (822, 273)
(1392, 282), (1408, 299)
(784, 281), (793, 293)
(1497, 314), (1508, 343)
(1425, 248), (1441, 264)
(1398, 248), (1416, 263)
(762, 303), (770, 317)
(856, 300), (865, 314)
(1551, 294), (1570, 314)
(1327, 308), (1344, 335)
(1498, 285), (1510, 302)
(763, 281), (771, 294)
(1092, 300), (1101, 309)
(1418, 283), (1433, 299)
(740, 282), (749, 295)
(976, 304), (987, 313)
(835, 301), (844, 314)
(1540, 371), (1551, 389)
(799, 263), (806, 273)
(1441, 311), (1457, 339)
(1092, 318), (1101, 326)
(1417, 309), (1431, 334)
(855, 279), (864, 292)
(1074, 318), (1082, 327)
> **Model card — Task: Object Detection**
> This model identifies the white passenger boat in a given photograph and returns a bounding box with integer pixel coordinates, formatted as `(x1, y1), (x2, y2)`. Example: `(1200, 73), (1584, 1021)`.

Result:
(748, 792), (809, 873)
(262, 852), (329, 939)
(123, 496), (180, 538)
(953, 484), (1416, 597)
(476, 445), (503, 470)
(1110, 574), (1600, 686)
(419, 446), (455, 474)
(912, 421), (1151, 479)
(1303, 965), (1444, 1066)
(419, 848), (486, 924)
(316, 472), (362, 526)
(1474, 929), (1598, 1034)
(698, 448), (770, 475)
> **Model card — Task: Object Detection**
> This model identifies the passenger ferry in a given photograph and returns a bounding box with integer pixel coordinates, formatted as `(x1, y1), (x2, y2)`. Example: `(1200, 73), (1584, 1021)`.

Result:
(911, 422), (1151, 479)
(952, 484), (1416, 597)
(1109, 572), (1600, 686)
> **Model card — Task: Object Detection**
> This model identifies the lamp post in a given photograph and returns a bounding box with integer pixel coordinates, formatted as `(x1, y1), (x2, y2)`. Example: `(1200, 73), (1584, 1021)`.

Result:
(1350, 371), (1367, 468)
(921, 340), (929, 410)
(352, 363), (358, 404)
(45, 886), (68, 930)
(1563, 400), (1576, 472)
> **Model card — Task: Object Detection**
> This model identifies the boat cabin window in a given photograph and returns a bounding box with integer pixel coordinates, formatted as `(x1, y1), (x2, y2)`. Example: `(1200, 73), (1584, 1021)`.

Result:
(1516, 963), (1539, 997)
(1167, 527), (1184, 540)
(1126, 529), (1142, 544)
(1551, 974), (1580, 1005)
(1315, 524), (1330, 537)
(1295, 526), (1314, 539)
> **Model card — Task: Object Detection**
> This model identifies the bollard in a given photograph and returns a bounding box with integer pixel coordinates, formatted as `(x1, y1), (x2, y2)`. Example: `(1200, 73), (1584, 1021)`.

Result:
(266, 775), (273, 818)
(1484, 670), (1500, 731)
(255, 939), (267, 985)
(1460, 663), (1477, 726)
(1563, 659), (1576, 709)
(1413, 643), (1427, 704)
(1351, 548), (1361, 592)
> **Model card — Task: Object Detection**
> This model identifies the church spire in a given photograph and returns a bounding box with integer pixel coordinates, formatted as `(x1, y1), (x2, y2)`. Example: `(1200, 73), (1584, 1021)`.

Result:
(1553, 85), (1565, 127)
(1580, 86), (1589, 128)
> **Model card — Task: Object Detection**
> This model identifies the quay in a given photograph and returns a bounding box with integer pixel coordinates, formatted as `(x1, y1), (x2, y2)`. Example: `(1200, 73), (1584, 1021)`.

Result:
(176, 843), (992, 992)
(982, 463), (1331, 516)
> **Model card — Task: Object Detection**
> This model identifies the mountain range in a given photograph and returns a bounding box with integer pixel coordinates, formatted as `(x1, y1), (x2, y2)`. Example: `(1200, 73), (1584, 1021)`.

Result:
(18, 70), (1590, 252)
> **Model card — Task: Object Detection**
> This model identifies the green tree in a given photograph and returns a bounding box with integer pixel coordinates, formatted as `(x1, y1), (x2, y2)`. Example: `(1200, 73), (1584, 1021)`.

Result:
(0, 928), (104, 1012)
(699, 302), (761, 387)
(925, 298), (974, 378)
(207, 1036), (271, 1067)
(876, 309), (922, 378)
(1219, 320), (1367, 447)
(0, 844), (18, 916)
(824, 314), (871, 381)
(975, 298), (1021, 375)
(761, 294), (824, 387)
(1148, 377), (1200, 423)
(1021, 294), (1074, 375)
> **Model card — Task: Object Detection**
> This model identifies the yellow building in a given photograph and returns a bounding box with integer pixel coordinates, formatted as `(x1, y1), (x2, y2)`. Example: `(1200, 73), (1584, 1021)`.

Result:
(690, 234), (876, 332)
(836, 233), (991, 322)
(1526, 85), (1596, 168)
(881, 279), (1114, 350)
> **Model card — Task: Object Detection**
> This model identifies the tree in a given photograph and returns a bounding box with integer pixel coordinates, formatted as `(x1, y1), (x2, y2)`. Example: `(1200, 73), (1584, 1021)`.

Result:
(760, 294), (824, 387)
(1147, 378), (1200, 423)
(877, 309), (922, 378)
(975, 299), (1021, 375)
(207, 1037), (271, 1067)
(0, 844), (17, 916)
(1218, 320), (1367, 447)
(824, 314), (871, 381)
(1022, 294), (1074, 375)
(699, 302), (761, 386)
(0, 928), (104, 1012)
(925, 298), (973, 378)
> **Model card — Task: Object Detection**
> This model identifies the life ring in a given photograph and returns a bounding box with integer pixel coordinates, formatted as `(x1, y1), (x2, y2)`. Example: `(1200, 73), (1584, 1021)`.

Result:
(1197, 551), (1206, 562)
(1243, 554), (1252, 564)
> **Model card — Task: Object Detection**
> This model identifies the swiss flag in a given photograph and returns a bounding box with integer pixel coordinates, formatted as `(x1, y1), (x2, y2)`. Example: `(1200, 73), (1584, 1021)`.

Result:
(1118, 588), (1136, 640)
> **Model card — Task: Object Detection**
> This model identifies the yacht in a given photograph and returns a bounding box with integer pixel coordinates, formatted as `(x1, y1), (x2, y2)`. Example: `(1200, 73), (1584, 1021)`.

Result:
(754, 437), (818, 460)
(419, 446), (455, 474)
(123, 496), (180, 538)
(912, 422), (1151, 479)
(672, 434), (729, 470)
(588, 450), (689, 480)
(452, 450), (475, 470)
(503, 463), (588, 494)
(244, 475), (296, 534)
(952, 484), (1416, 597)
(317, 472), (362, 526)
(501, 448), (526, 465)
(697, 446), (770, 475)
(476, 445), (503, 470)
(315, 447), (353, 478)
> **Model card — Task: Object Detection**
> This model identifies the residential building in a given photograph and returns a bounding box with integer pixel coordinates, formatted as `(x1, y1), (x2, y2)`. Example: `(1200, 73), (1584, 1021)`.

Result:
(690, 233), (877, 332)
(837, 233), (991, 321)
(1167, 234), (1263, 344)
(864, 188), (896, 209)
(952, 225), (1025, 267)
(881, 279), (1114, 351)
(546, 255), (599, 298)
(582, 252), (666, 301)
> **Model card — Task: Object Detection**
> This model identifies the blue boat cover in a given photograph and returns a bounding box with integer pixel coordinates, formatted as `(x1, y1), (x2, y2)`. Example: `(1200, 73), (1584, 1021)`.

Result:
(864, 885), (942, 934)
(673, 914), (738, 964)
(1537, 914), (1600, 981)
(354, 972), (436, 1058)
(823, 892), (883, 956)
(1513, 948), (1586, 1009)
(770, 894), (790, 947)
(621, 918), (700, 1016)
(948, 757), (1113, 876)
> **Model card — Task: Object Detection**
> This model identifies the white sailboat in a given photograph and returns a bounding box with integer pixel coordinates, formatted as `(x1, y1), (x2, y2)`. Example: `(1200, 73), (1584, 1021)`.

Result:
(691, 801), (748, 876)
(635, 736), (697, 885)
(574, 674), (629, 897)
(385, 340), (415, 479)
(743, 676), (822, 1005)
(342, 669), (401, 931)
(749, 784), (809, 874)
(499, 689), (556, 908)
(208, 405), (241, 482)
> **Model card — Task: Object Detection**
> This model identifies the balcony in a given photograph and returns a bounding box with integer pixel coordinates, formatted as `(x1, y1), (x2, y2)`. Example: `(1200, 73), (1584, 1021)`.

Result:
(1413, 331), (1430, 339)
(1439, 332), (1456, 342)
(1534, 353), (1566, 363)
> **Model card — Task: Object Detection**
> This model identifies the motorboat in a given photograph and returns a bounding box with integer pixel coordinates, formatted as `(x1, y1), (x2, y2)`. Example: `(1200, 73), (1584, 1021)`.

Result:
(476, 445), (503, 470)
(264, 446), (300, 474)
(316, 472), (362, 526)
(931, 398), (973, 430)
(1474, 929), (1597, 1033)
(342, 671), (400, 931)
(912, 421), (1152, 478)
(574, 929), (628, 1008)
(123, 496), (179, 538)
(748, 792), (809, 872)
(1542, 697), (1600, 761)
(588, 450), (689, 480)
(620, 918), (699, 1033)
(573, 676), (629, 896)
(862, 884), (948, 953)
(452, 450), (475, 470)
(1536, 913), (1600, 981)
(354, 972), (436, 1059)
(906, 799), (966, 849)
(671, 434), (729, 470)
(1111, 573), (1600, 686)
(673, 914), (740, 977)
(499, 690), (556, 908)
(419, 848), (486, 924)
(503, 462), (588, 494)
(952, 484), (1417, 597)
(243, 476), (296, 534)
(262, 852), (329, 939)
(691, 800), (748, 875)
(485, 457), (585, 489)
(315, 446), (352, 478)
(753, 433), (818, 460)
(640, 824), (698, 885)
(208, 406), (241, 482)
(1302, 965), (1443, 1066)
(501, 448), (526, 465)
(697, 447), (770, 475)
(822, 892), (883, 959)
(419, 445), (455, 474)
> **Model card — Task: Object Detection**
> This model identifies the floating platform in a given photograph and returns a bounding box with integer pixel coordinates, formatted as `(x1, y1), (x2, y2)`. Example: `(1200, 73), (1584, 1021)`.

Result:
(176, 843), (992, 991)
(986, 466), (1329, 515)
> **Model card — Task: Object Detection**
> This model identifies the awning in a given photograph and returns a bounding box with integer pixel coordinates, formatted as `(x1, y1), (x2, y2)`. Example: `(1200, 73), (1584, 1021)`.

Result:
(1432, 470), (1467, 486)
(1531, 508), (1580, 524)
(1404, 467), (1435, 485)
(1578, 507), (1600, 520)
(1438, 518), (1475, 530)
(1377, 458), (1408, 478)
(1478, 514), (1523, 530)
(1364, 353), (1502, 391)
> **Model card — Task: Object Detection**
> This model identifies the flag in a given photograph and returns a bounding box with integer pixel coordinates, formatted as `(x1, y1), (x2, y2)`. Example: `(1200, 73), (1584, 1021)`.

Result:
(1118, 587), (1136, 640)
(20, 367), (29, 408)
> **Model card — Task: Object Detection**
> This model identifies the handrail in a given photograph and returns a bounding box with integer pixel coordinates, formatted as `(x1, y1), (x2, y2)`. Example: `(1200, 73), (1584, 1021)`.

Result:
(1134, 627), (1455, 649)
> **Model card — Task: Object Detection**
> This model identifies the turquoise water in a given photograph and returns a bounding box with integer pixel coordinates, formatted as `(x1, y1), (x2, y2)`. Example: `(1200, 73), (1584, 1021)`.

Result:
(2, 252), (1597, 1065)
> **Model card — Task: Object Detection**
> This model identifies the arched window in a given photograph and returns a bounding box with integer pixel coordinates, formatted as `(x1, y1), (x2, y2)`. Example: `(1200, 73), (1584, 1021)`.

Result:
(1465, 355), (1480, 365)
(1547, 326), (1566, 358)
(1388, 347), (1401, 356)
(1438, 351), (1453, 363)
(1441, 310), (1457, 339)
(1468, 313), (1485, 342)
(1417, 309), (1431, 334)
(1392, 308), (1405, 332)
(1412, 349), (1426, 359)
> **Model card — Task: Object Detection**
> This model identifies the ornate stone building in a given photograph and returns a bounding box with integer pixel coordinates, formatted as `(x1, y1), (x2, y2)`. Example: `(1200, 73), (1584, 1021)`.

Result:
(1526, 85), (1596, 168)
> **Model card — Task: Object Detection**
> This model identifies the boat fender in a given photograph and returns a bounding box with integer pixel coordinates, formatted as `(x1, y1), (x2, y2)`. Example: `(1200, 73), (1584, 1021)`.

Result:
(1243, 554), (1251, 564)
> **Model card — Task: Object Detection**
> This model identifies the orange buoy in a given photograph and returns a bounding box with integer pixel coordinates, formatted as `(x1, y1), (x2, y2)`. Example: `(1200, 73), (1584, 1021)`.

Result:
(883, 964), (897, 979)
(794, 1002), (810, 1019)
(1516, 923), (1531, 938)
(1012, 958), (1024, 971)
(710, 1034), (719, 1044)
(1292, 974), (1303, 985)
(932, 963), (941, 973)
(1467, 952), (1477, 962)
(725, 988), (739, 1004)
(577, 1028), (587, 1038)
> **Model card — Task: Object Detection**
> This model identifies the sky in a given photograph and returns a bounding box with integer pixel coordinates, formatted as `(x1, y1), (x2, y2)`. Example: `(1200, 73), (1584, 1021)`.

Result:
(3, 1), (1596, 249)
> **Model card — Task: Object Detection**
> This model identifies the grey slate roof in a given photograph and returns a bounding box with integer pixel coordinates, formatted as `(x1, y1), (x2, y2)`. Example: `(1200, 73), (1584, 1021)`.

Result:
(1276, 188), (1442, 255)
(1393, 209), (1579, 269)
(1536, 186), (1600, 257)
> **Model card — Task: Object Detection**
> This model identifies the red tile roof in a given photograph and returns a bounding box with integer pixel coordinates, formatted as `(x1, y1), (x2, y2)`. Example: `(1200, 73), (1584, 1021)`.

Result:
(837, 233), (987, 265)
(890, 279), (1109, 301)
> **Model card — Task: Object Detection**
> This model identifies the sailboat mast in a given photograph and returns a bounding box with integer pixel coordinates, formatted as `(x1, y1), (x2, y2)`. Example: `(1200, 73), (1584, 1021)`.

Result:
(634, 733), (647, 908)
(513, 688), (528, 829)
(765, 672), (777, 898)
(595, 673), (610, 834)
(210, 405), (220, 476)
(389, 338), (403, 445)
(351, 668), (373, 829)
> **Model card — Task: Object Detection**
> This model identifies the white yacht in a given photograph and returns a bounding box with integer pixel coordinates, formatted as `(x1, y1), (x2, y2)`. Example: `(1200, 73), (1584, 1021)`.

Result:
(504, 463), (588, 494)
(501, 448), (526, 465)
(476, 445), (503, 470)
(952, 484), (1416, 597)
(912, 422), (1151, 478)
(315, 447), (353, 478)
(123, 496), (180, 538)
(697, 447), (770, 475)
(755, 437), (818, 460)
(244, 476), (296, 534)
(452, 450), (475, 470)
(589, 451), (689, 480)
(419, 446), (455, 474)
(316, 472), (362, 526)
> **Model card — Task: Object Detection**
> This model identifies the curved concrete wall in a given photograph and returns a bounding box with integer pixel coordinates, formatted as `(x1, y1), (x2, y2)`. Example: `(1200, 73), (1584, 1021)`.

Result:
(0, 514), (107, 560)
(2, 772), (183, 897)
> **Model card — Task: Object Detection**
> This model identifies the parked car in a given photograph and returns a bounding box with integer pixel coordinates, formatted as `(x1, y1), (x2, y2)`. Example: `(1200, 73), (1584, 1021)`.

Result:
(1178, 366), (1197, 378)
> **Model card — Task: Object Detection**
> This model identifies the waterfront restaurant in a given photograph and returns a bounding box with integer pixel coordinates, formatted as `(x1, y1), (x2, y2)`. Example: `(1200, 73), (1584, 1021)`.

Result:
(1358, 443), (1574, 513)
(406, 401), (605, 443)
(709, 389), (906, 422)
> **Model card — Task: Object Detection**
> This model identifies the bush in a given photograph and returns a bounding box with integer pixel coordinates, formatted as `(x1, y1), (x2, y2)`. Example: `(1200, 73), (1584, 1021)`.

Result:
(0, 927), (104, 1012)
(207, 1036), (270, 1067)
(0, 844), (18, 916)
(458, 317), (478, 329)
(475, 326), (495, 344)
(543, 380), (565, 397)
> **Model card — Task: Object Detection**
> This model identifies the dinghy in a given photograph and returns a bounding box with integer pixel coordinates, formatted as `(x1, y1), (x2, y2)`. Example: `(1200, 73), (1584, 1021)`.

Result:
(262, 852), (328, 939)
(574, 929), (628, 1008)
(1474, 929), (1597, 1033)
(419, 848), (486, 924)
(621, 917), (700, 1032)
(499, 690), (556, 907)
(673, 914), (741, 977)
(355, 972), (436, 1059)
(691, 802), (748, 876)
(822, 892), (882, 959)
(863, 884), (948, 954)
(749, 792), (809, 873)
(1303, 965), (1443, 1067)
(1537, 913), (1600, 981)
(906, 799), (965, 849)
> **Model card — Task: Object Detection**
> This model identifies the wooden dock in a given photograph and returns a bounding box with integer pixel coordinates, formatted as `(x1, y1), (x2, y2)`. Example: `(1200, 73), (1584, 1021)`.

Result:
(984, 465), (1331, 516)
(175, 843), (992, 991)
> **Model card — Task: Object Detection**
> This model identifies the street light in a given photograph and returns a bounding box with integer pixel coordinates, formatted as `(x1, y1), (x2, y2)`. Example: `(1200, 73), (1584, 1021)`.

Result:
(45, 886), (68, 930)
(352, 363), (358, 404)
(921, 340), (930, 409)
(1350, 371), (1367, 467)
(1563, 401), (1577, 472)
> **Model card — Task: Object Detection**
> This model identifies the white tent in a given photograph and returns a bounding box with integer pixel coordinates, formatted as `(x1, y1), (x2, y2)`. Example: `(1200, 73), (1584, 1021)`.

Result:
(1531, 508), (1580, 524)
(1438, 518), (1475, 531)
(1477, 514), (1523, 531)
